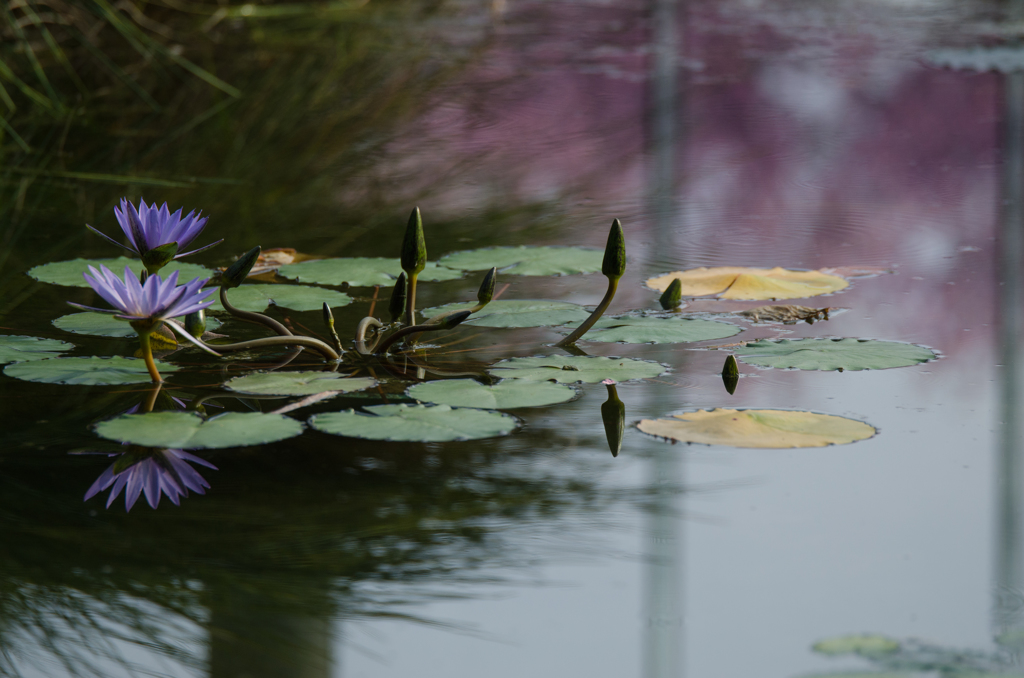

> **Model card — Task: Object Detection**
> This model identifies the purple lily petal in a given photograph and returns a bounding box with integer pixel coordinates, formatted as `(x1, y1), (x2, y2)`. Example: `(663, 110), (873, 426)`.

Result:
(80, 265), (213, 323)
(84, 464), (118, 501)
(106, 198), (215, 258)
(85, 448), (216, 511)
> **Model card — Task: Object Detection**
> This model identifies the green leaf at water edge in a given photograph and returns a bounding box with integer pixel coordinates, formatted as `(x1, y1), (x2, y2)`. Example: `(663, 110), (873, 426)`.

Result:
(561, 314), (741, 344)
(94, 411), (304, 449)
(225, 371), (377, 396)
(277, 258), (463, 287)
(0, 335), (73, 363)
(438, 246), (604, 276)
(210, 284), (352, 313)
(4, 356), (178, 385)
(54, 312), (221, 338)
(813, 635), (901, 658)
(422, 300), (590, 328)
(488, 356), (667, 384)
(310, 404), (516, 442)
(28, 257), (213, 287)
(407, 378), (577, 409)
(733, 338), (938, 371)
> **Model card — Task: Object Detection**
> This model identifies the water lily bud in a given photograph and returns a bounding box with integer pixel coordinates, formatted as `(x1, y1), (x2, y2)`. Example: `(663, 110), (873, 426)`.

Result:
(185, 309), (207, 338)
(659, 278), (683, 310)
(602, 218), (626, 279)
(601, 380), (625, 457)
(222, 246), (261, 288)
(142, 241), (179, 274)
(401, 207), (427, 276)
(322, 302), (335, 328)
(389, 273), (407, 322)
(722, 354), (739, 395)
(440, 309), (472, 330)
(477, 267), (497, 306)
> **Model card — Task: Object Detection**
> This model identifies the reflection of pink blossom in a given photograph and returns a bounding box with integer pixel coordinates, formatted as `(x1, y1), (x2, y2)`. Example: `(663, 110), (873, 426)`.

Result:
(84, 449), (217, 511)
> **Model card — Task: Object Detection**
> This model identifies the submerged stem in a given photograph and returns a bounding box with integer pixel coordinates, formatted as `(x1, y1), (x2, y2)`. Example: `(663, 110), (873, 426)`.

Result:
(404, 271), (419, 328)
(220, 287), (292, 336)
(556, 277), (619, 347)
(137, 331), (163, 384)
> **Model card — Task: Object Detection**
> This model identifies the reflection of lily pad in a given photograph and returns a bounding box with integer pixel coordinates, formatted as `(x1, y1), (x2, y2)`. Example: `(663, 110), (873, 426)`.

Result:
(277, 258), (463, 287)
(5, 356), (178, 385)
(638, 409), (876, 448)
(489, 356), (666, 383)
(54, 312), (221, 338)
(423, 300), (590, 328)
(438, 246), (604, 276)
(95, 411), (304, 449)
(0, 335), (73, 363)
(813, 635), (901, 658)
(646, 267), (848, 300)
(407, 379), (577, 409)
(225, 371), (376, 396)
(562, 314), (740, 344)
(211, 284), (351, 313)
(734, 338), (937, 371)
(310, 404), (516, 441)
(28, 257), (213, 287)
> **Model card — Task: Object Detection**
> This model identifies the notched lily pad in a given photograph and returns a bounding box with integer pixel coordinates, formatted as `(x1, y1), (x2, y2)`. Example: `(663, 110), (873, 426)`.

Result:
(423, 300), (590, 328)
(407, 378), (577, 409)
(94, 411), (304, 449)
(225, 371), (376, 396)
(28, 257), (212, 287)
(5, 356), (177, 385)
(54, 312), (221, 338)
(733, 338), (938, 371)
(309, 403), (516, 441)
(637, 408), (876, 448)
(438, 246), (605, 276)
(0, 334), (73, 363)
(561, 314), (741, 344)
(488, 355), (667, 383)
(211, 284), (351, 313)
(646, 266), (848, 300)
(277, 258), (463, 287)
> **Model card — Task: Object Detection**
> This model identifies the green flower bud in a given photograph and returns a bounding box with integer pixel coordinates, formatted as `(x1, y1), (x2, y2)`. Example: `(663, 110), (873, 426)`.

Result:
(659, 278), (683, 310)
(440, 310), (472, 330)
(477, 267), (497, 306)
(722, 354), (739, 395)
(185, 309), (207, 338)
(222, 246), (262, 288)
(601, 218), (626, 279)
(142, 242), (179, 275)
(401, 207), (427, 276)
(389, 272), (407, 322)
(601, 381), (625, 457)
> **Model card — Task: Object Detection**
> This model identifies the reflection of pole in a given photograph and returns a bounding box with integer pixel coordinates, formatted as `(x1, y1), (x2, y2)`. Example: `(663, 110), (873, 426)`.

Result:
(996, 68), (1024, 653)
(643, 0), (682, 675)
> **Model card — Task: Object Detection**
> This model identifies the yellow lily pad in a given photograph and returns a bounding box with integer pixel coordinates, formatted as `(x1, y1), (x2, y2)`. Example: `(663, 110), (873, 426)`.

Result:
(645, 267), (848, 301)
(637, 408), (875, 448)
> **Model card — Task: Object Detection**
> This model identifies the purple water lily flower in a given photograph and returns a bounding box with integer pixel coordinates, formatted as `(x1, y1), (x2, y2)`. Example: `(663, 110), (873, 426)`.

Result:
(72, 264), (215, 323)
(87, 197), (222, 262)
(84, 449), (217, 511)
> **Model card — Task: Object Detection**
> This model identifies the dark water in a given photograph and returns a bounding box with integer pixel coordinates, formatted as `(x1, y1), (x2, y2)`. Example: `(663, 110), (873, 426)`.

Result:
(1, 1), (1021, 676)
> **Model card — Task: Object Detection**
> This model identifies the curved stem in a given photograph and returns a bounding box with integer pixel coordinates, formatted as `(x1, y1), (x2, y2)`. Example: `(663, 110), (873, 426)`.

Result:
(375, 320), (460, 355)
(355, 317), (383, 355)
(556, 277), (619, 347)
(137, 332), (163, 384)
(169, 324), (340, 361)
(220, 287), (292, 336)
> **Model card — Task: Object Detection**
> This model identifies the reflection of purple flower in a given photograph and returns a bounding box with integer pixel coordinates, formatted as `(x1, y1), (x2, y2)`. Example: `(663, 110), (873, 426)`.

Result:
(85, 449), (217, 511)
(88, 198), (221, 259)
(72, 265), (214, 322)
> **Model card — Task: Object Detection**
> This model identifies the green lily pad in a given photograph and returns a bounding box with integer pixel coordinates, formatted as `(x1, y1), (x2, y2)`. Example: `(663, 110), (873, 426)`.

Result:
(53, 312), (221, 338)
(211, 284), (351, 313)
(0, 335), (74, 363)
(310, 404), (516, 441)
(795, 673), (919, 678)
(422, 300), (590, 328)
(225, 371), (377, 396)
(813, 635), (901, 657)
(277, 258), (463, 287)
(733, 338), (937, 371)
(562, 314), (740, 344)
(94, 411), (304, 449)
(438, 246), (604, 276)
(638, 409), (876, 448)
(4, 356), (177, 385)
(28, 257), (213, 287)
(407, 378), (577, 409)
(488, 355), (667, 383)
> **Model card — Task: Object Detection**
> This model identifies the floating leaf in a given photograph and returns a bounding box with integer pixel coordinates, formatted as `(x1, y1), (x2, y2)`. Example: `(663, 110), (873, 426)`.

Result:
(210, 284), (352, 313)
(646, 267), (848, 300)
(28, 257), (213, 287)
(5, 356), (178, 385)
(733, 338), (937, 371)
(310, 404), (516, 441)
(277, 258), (463, 287)
(225, 371), (376, 396)
(488, 355), (667, 383)
(407, 378), (577, 409)
(438, 246), (604, 276)
(94, 411), (303, 449)
(0, 335), (73, 363)
(736, 305), (833, 325)
(813, 635), (901, 658)
(794, 673), (918, 678)
(54, 312), (221, 338)
(637, 409), (876, 448)
(423, 300), (590, 328)
(561, 314), (740, 344)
